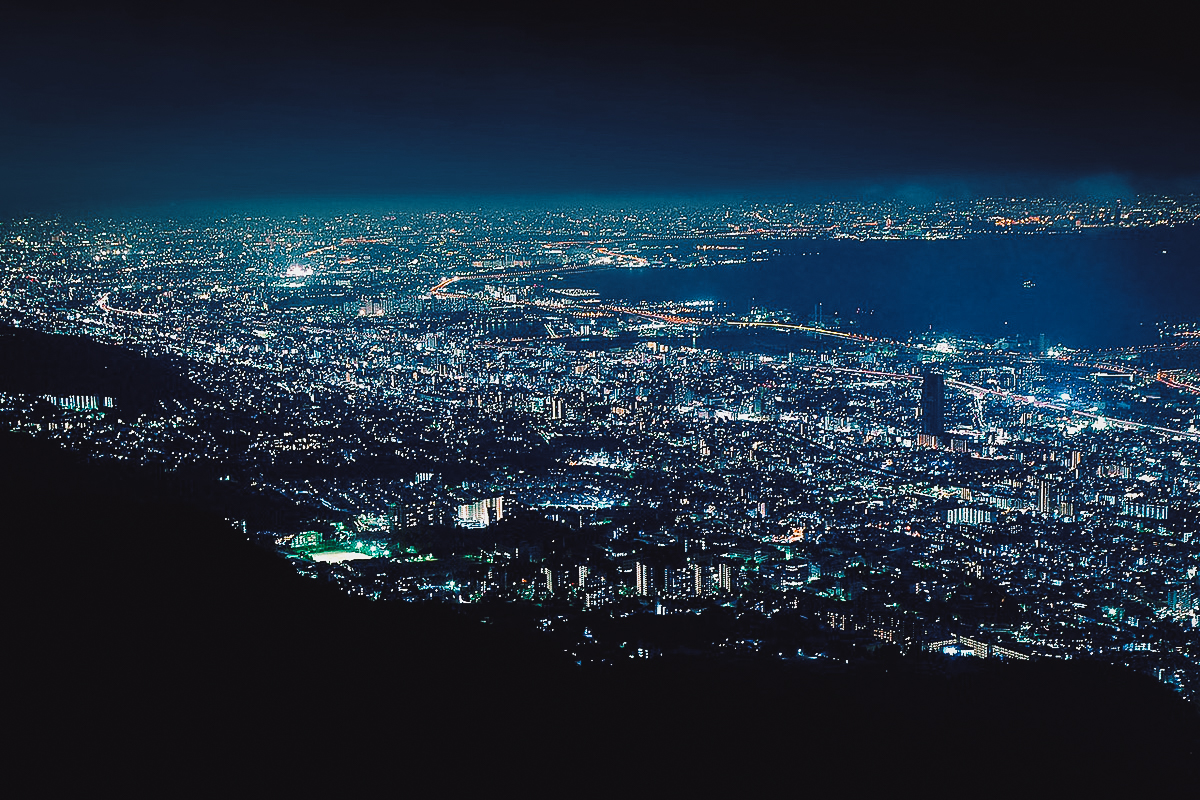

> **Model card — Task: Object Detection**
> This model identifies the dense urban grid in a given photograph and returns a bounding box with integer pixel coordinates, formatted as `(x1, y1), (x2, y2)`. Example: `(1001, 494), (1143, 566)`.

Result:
(3, 195), (1198, 702)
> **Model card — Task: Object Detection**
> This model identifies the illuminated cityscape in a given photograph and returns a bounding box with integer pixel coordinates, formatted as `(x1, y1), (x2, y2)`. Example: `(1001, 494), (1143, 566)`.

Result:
(2, 195), (1197, 706)
(6, 3), (1198, 778)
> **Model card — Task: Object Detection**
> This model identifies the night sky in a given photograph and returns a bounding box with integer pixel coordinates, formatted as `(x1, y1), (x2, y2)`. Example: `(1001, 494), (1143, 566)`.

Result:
(3, 3), (1197, 214)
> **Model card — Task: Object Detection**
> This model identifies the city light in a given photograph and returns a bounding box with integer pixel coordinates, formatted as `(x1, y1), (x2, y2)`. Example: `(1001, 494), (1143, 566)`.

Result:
(1, 194), (1197, 703)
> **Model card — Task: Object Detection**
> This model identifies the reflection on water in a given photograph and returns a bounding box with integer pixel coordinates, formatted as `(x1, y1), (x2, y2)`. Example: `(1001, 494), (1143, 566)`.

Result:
(554, 226), (1199, 349)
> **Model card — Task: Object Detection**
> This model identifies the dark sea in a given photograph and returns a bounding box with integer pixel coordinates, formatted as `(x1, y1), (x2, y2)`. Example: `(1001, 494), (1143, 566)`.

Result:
(556, 225), (1200, 350)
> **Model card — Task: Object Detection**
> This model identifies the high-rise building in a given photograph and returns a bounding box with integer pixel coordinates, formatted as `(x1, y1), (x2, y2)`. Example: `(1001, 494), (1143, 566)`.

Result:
(944, 506), (997, 526)
(455, 496), (505, 528)
(717, 562), (735, 594)
(1167, 582), (1195, 617)
(635, 561), (655, 597)
(920, 370), (945, 438)
(1037, 479), (1054, 515)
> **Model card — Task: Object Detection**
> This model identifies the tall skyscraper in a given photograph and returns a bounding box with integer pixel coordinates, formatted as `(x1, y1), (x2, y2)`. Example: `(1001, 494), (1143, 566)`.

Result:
(1037, 479), (1054, 515)
(716, 562), (736, 594)
(635, 561), (655, 597)
(920, 370), (946, 438)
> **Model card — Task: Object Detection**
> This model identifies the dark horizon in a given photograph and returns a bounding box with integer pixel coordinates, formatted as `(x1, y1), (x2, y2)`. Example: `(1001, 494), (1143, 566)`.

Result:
(3, 4), (1197, 216)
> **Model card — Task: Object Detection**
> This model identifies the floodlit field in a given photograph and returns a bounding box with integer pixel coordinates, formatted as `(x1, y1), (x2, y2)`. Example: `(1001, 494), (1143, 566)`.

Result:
(310, 551), (373, 563)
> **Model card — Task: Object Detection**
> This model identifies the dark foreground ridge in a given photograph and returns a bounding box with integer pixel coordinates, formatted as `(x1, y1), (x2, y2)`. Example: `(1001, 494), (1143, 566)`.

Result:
(5, 430), (1196, 787)
(0, 325), (204, 415)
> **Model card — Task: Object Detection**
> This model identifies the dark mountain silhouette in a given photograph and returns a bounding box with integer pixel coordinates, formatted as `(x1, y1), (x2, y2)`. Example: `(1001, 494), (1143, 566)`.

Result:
(4, 428), (1195, 789)
(0, 324), (205, 415)
(0, 331), (1194, 785)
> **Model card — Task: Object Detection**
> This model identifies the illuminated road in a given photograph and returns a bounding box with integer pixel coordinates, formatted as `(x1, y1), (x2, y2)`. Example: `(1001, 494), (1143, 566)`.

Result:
(1063, 356), (1200, 397)
(1158, 370), (1200, 394)
(97, 294), (158, 318)
(817, 365), (1200, 441)
(431, 261), (609, 298)
(728, 319), (880, 344)
(944, 376), (1200, 440)
(600, 306), (712, 326)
